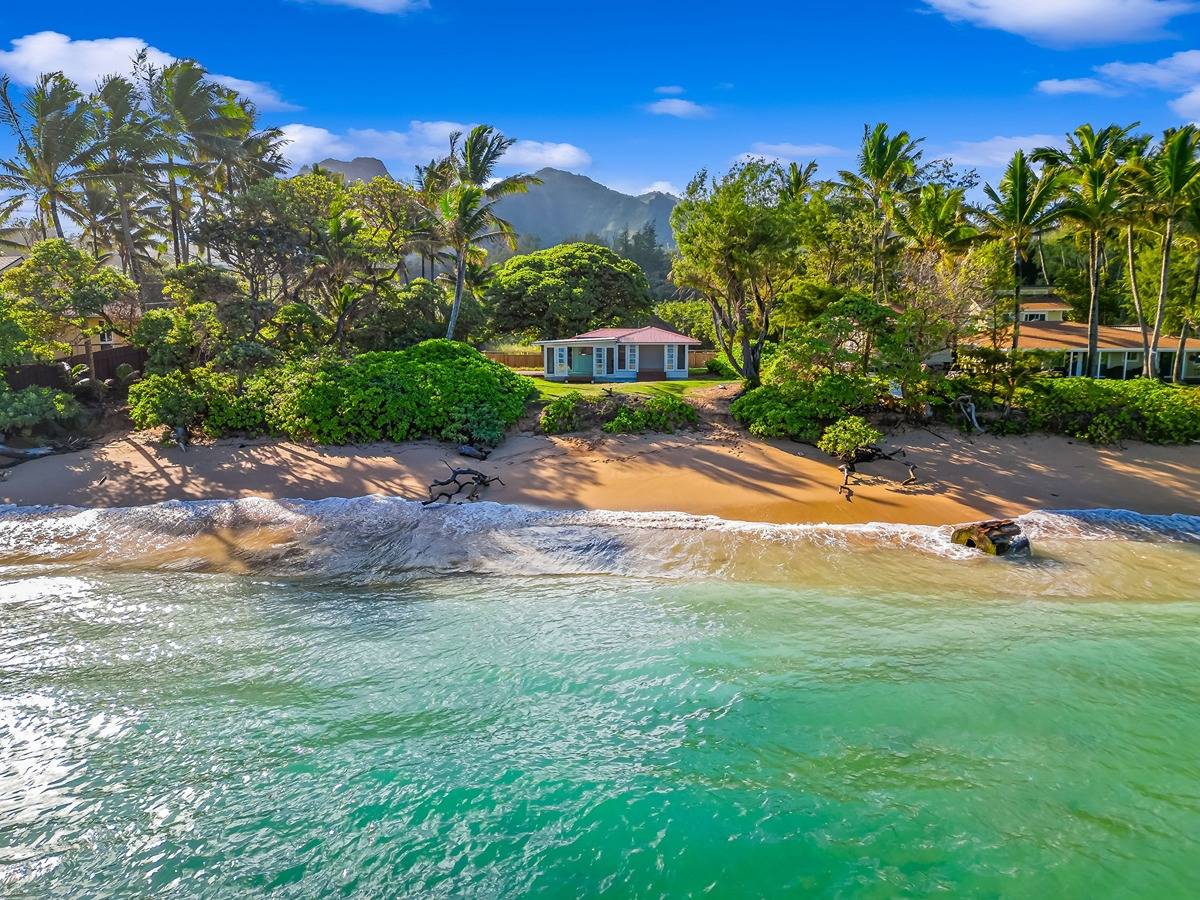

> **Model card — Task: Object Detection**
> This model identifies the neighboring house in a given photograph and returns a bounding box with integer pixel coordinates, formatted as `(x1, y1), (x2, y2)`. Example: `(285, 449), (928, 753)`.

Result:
(53, 314), (136, 360)
(535, 326), (700, 382)
(1018, 298), (1071, 323)
(0, 253), (26, 274)
(968, 321), (1200, 382)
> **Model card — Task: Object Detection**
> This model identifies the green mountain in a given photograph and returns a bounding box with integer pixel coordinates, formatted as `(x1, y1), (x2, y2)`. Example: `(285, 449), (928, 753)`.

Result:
(306, 160), (679, 249)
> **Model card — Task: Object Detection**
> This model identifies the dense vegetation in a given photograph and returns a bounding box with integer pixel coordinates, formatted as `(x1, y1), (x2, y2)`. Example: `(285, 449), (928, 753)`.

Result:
(1, 52), (1198, 450)
(540, 390), (697, 435)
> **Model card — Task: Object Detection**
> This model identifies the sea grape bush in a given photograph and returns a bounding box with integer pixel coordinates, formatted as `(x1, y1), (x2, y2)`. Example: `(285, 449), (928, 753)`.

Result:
(128, 340), (536, 447)
(817, 416), (883, 461)
(539, 391), (585, 434)
(730, 374), (886, 440)
(602, 393), (698, 434)
(1016, 377), (1200, 445)
(0, 382), (79, 437)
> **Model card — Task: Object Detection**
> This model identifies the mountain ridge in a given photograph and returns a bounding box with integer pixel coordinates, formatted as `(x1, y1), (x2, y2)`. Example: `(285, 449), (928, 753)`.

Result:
(305, 159), (679, 249)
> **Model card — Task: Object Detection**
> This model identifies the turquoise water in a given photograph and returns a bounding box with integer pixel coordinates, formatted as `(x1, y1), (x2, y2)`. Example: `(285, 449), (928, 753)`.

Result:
(2, 499), (1199, 896)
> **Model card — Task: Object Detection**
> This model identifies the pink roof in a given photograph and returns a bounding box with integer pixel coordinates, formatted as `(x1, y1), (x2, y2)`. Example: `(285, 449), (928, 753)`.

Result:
(571, 326), (701, 345)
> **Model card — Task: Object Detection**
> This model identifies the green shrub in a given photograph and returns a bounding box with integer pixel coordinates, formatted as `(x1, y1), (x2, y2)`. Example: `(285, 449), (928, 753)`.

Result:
(0, 383), (79, 437)
(601, 393), (698, 434)
(817, 416), (883, 461)
(540, 391), (585, 434)
(706, 355), (738, 378)
(126, 340), (536, 447)
(730, 373), (886, 440)
(1017, 377), (1200, 444)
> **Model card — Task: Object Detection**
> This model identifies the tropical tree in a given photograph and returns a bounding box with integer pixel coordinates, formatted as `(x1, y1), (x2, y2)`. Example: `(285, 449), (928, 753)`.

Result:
(671, 160), (802, 387)
(0, 73), (93, 239)
(839, 123), (924, 299)
(84, 75), (168, 285)
(147, 59), (240, 264)
(432, 125), (540, 339)
(1143, 125), (1200, 376)
(892, 183), (978, 259)
(976, 150), (1064, 350)
(1035, 125), (1140, 376)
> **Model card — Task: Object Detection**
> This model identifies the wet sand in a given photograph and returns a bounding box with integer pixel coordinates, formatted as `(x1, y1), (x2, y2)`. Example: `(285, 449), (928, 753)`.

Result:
(3, 426), (1197, 525)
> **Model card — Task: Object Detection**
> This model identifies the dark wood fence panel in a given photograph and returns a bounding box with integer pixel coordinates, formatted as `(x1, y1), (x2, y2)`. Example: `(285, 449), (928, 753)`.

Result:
(3, 345), (148, 391)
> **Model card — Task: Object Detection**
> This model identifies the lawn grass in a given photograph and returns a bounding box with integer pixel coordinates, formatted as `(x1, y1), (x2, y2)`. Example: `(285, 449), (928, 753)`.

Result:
(532, 374), (733, 401)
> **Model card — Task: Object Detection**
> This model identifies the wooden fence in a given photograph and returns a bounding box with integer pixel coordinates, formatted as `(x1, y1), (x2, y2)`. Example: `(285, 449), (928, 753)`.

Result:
(485, 349), (720, 371)
(3, 345), (148, 391)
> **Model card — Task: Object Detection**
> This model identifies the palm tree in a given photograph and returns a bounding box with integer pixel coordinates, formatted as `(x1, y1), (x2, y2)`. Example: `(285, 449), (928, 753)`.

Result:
(435, 125), (540, 339)
(892, 183), (978, 258)
(1143, 125), (1200, 376)
(976, 150), (1064, 350)
(1034, 125), (1139, 375)
(84, 74), (169, 286)
(1117, 139), (1155, 367)
(780, 160), (819, 201)
(148, 59), (239, 264)
(839, 123), (924, 298)
(1172, 201), (1200, 382)
(0, 73), (93, 239)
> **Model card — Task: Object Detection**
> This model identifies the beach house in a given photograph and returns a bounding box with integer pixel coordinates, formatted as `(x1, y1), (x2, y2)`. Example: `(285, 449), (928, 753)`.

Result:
(535, 326), (701, 382)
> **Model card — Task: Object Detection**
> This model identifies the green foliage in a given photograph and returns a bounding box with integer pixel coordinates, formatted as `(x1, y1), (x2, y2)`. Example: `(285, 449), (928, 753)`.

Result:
(601, 393), (699, 434)
(817, 416), (883, 461)
(654, 299), (716, 346)
(540, 391), (585, 434)
(127, 341), (535, 447)
(487, 242), (653, 339)
(1017, 377), (1200, 444)
(131, 302), (222, 373)
(349, 278), (451, 351)
(731, 374), (886, 440)
(0, 381), (79, 436)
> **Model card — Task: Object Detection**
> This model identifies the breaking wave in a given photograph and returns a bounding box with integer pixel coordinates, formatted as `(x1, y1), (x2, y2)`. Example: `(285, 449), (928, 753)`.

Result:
(0, 497), (1197, 600)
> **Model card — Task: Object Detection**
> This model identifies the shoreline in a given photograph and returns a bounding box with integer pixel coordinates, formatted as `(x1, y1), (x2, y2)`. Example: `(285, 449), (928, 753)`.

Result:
(3, 427), (1198, 526)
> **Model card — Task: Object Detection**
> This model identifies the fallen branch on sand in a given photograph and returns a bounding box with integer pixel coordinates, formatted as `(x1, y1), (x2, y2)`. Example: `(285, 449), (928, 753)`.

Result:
(423, 462), (505, 505)
(837, 445), (919, 498)
(0, 440), (88, 469)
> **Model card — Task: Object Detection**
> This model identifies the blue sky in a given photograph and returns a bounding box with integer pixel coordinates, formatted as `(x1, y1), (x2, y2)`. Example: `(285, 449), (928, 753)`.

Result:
(3, 0), (1200, 196)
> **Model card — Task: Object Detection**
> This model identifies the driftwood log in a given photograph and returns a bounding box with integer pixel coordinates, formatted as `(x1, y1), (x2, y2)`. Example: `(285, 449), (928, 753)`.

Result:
(838, 445), (919, 497)
(457, 444), (490, 461)
(423, 462), (505, 505)
(0, 441), (87, 470)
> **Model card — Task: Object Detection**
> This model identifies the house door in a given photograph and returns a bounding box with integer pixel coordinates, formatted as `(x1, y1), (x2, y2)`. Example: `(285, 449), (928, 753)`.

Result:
(665, 344), (677, 370)
(593, 346), (605, 378)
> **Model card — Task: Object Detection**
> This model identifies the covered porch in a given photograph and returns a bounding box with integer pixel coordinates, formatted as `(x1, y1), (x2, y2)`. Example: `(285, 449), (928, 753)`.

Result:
(536, 341), (692, 383)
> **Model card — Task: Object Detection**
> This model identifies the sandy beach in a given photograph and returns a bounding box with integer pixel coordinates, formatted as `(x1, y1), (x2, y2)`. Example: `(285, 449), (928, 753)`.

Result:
(3, 421), (1197, 524)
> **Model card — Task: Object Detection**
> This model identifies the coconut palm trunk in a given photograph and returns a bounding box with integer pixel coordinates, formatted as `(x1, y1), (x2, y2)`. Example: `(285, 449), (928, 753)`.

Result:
(1125, 226), (1151, 371)
(446, 249), (467, 340)
(1087, 232), (1102, 378)
(1147, 217), (1175, 378)
(1011, 248), (1023, 350)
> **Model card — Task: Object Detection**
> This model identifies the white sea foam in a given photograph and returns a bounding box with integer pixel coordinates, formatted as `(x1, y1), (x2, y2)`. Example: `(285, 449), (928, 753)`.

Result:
(0, 497), (1197, 587)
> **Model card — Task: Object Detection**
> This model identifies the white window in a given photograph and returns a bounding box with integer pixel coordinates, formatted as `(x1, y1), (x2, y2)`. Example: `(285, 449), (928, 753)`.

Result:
(98, 330), (114, 346)
(665, 344), (677, 370)
(1023, 312), (1047, 322)
(628, 345), (638, 371)
(593, 346), (605, 376)
(555, 346), (567, 372)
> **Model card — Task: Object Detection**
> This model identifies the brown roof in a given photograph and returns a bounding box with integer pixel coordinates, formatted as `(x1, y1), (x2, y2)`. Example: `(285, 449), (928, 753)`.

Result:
(1022, 300), (1072, 312)
(974, 322), (1200, 352)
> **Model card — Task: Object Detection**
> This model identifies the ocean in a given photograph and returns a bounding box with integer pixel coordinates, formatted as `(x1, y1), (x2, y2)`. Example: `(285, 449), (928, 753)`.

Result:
(2, 498), (1199, 896)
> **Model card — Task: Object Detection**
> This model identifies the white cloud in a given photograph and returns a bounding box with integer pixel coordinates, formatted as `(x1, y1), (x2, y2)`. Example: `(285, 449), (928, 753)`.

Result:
(1043, 49), (1200, 117)
(1036, 77), (1118, 95)
(921, 0), (1196, 45)
(280, 119), (590, 173)
(1170, 86), (1200, 117)
(280, 124), (355, 166)
(0, 31), (297, 111)
(639, 180), (681, 196)
(1097, 49), (1200, 87)
(654, 85), (685, 95)
(944, 134), (1063, 166)
(304, 0), (428, 11)
(645, 98), (711, 118)
(740, 141), (846, 162)
(504, 140), (591, 169)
